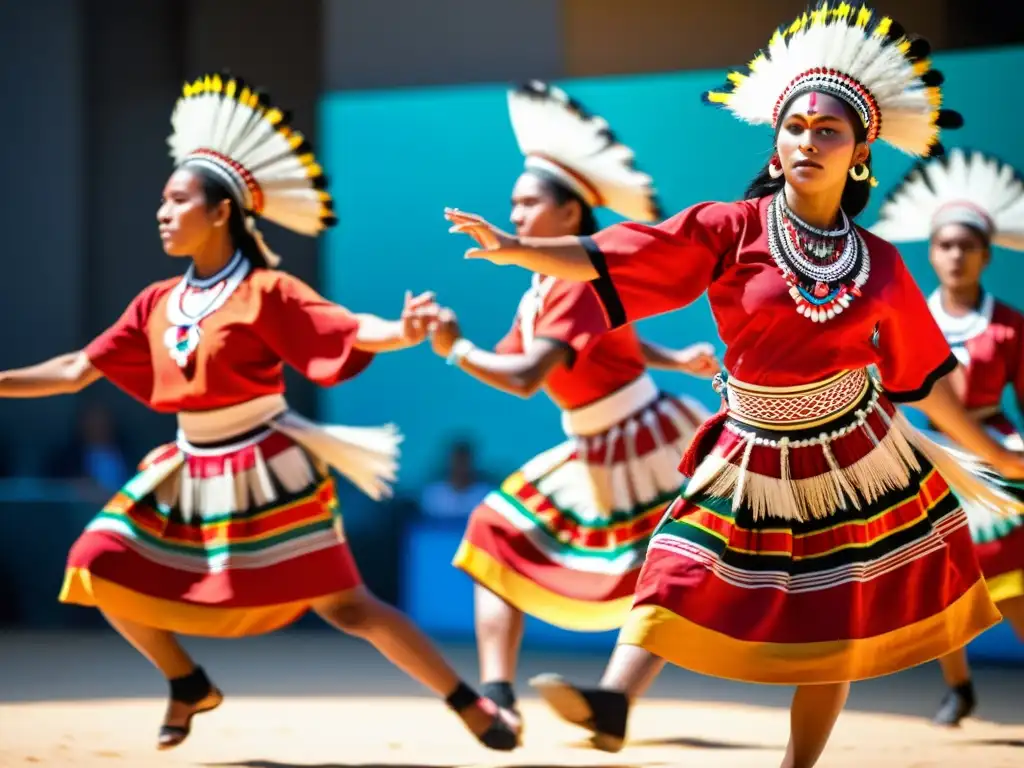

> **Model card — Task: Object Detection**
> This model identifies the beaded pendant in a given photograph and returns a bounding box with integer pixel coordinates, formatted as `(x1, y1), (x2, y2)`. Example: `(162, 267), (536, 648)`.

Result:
(767, 193), (870, 323)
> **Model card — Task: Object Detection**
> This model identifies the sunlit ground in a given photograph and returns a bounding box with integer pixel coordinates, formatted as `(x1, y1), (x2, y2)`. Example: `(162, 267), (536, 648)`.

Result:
(1, 631), (1021, 767)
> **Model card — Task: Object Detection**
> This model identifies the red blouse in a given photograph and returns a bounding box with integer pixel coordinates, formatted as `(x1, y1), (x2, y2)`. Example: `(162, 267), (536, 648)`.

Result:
(930, 290), (1024, 424)
(582, 196), (955, 400)
(85, 270), (374, 413)
(494, 278), (647, 411)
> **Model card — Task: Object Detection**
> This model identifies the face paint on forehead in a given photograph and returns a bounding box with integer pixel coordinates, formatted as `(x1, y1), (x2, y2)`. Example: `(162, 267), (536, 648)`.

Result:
(807, 92), (818, 115)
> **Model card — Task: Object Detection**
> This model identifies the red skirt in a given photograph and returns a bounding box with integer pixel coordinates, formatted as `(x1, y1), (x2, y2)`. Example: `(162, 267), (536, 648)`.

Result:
(60, 428), (362, 637)
(455, 375), (709, 631)
(618, 370), (1001, 684)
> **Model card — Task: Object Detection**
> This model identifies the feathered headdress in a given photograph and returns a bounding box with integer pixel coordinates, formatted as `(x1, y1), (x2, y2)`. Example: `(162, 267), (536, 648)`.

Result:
(702, 2), (962, 158)
(508, 80), (662, 222)
(870, 148), (1024, 251)
(167, 72), (337, 266)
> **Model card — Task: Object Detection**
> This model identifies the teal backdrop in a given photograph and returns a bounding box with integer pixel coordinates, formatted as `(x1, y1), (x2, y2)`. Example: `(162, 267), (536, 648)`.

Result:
(319, 45), (1024, 492)
(317, 47), (1024, 657)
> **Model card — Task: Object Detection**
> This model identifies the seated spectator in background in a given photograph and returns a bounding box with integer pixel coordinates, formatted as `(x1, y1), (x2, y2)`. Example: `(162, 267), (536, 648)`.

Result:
(419, 438), (491, 520)
(45, 402), (130, 497)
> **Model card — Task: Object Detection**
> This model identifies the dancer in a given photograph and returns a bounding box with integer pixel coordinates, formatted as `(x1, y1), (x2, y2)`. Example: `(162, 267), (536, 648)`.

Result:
(871, 147), (1024, 726)
(428, 81), (718, 729)
(442, 5), (1024, 767)
(0, 73), (516, 752)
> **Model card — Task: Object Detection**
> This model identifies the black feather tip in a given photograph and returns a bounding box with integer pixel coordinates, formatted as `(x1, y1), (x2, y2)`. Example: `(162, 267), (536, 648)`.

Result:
(937, 109), (964, 129)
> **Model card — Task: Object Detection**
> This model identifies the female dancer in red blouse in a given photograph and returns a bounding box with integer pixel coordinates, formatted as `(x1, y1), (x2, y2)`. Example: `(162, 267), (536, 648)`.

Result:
(442, 5), (1024, 766)
(0, 73), (516, 752)
(872, 148), (1024, 725)
(428, 81), (717, 729)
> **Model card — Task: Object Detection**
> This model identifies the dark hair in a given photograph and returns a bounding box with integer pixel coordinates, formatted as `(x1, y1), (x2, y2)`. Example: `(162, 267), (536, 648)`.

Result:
(525, 168), (599, 236)
(191, 166), (271, 269)
(744, 94), (873, 219)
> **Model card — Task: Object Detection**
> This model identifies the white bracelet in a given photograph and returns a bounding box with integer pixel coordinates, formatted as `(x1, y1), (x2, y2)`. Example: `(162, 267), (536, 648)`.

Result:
(446, 338), (475, 366)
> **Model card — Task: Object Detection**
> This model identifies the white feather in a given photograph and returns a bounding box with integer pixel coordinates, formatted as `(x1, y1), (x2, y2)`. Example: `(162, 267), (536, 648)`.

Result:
(167, 74), (332, 238)
(871, 148), (1024, 251)
(508, 81), (659, 223)
(707, 3), (950, 158)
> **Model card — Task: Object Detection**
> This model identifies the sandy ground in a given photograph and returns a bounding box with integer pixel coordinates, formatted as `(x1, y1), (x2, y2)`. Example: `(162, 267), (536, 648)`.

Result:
(1, 630), (1021, 767)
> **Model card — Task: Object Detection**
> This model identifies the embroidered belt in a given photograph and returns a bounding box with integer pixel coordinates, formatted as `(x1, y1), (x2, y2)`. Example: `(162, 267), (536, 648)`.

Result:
(725, 369), (871, 431)
(561, 374), (659, 437)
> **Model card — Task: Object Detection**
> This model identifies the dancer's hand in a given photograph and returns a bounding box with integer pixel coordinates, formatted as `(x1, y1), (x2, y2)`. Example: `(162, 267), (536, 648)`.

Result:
(445, 208), (518, 263)
(430, 308), (462, 358)
(400, 290), (441, 346)
(676, 343), (721, 378)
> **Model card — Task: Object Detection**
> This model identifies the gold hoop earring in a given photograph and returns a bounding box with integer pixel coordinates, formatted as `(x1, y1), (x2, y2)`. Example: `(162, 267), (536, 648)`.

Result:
(849, 163), (870, 182)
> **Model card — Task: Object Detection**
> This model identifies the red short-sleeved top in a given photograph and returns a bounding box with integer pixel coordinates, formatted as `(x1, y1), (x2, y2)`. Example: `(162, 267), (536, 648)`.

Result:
(85, 269), (374, 413)
(930, 290), (1024, 415)
(582, 195), (955, 400)
(494, 277), (647, 411)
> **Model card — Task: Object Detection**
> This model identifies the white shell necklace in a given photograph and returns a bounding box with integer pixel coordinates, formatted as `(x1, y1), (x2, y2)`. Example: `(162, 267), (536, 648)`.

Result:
(164, 251), (250, 367)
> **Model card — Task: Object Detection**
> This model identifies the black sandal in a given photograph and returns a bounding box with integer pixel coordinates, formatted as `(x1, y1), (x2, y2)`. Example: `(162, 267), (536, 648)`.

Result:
(445, 681), (519, 751)
(933, 681), (976, 727)
(157, 666), (224, 750)
(530, 673), (628, 752)
(481, 681), (524, 739)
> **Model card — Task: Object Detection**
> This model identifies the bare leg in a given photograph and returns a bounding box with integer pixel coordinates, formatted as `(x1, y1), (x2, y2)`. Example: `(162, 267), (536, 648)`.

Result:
(312, 586), (517, 746)
(101, 610), (221, 748)
(937, 647), (971, 688)
(600, 643), (665, 698)
(474, 585), (524, 685)
(102, 610), (195, 678)
(780, 682), (850, 768)
(472, 585), (524, 728)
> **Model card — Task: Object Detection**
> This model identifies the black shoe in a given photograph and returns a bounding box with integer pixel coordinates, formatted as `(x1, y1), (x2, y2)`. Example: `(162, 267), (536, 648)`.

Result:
(529, 673), (628, 752)
(444, 681), (520, 751)
(157, 666), (224, 750)
(933, 681), (976, 727)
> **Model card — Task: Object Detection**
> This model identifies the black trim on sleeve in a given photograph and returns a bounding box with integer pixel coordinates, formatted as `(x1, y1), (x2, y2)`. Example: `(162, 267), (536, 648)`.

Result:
(580, 236), (627, 329)
(534, 336), (577, 369)
(883, 353), (958, 403)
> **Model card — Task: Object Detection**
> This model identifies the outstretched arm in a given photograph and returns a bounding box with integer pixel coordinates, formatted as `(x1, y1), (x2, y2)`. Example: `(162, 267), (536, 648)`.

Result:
(640, 339), (720, 378)
(0, 351), (101, 398)
(446, 202), (735, 330)
(915, 374), (1024, 478)
(430, 309), (568, 398)
(446, 209), (597, 280)
(353, 291), (440, 353)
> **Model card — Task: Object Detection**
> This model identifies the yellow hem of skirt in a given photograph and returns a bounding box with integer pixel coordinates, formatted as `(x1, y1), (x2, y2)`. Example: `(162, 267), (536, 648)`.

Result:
(988, 568), (1024, 604)
(59, 567), (311, 638)
(453, 541), (632, 632)
(617, 578), (1001, 685)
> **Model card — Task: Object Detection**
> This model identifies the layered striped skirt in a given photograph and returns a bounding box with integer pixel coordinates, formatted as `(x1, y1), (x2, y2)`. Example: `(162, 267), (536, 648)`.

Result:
(60, 395), (401, 637)
(617, 369), (1004, 684)
(454, 374), (709, 631)
(918, 411), (1024, 605)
